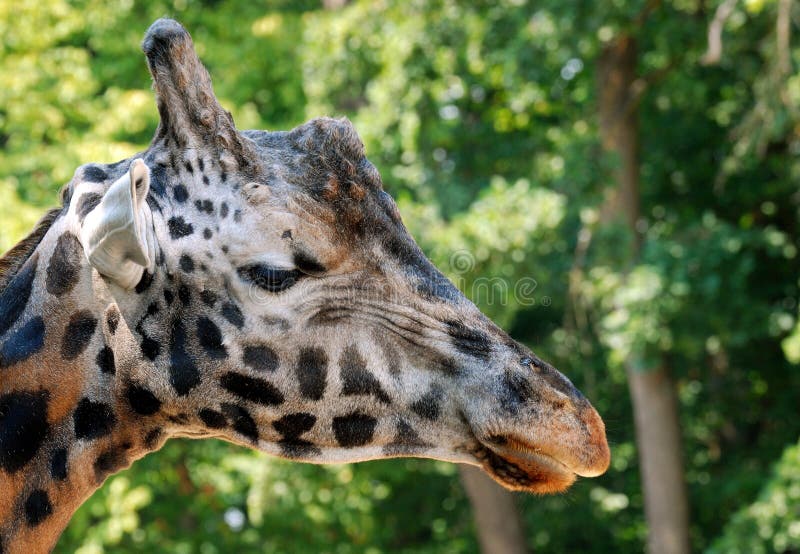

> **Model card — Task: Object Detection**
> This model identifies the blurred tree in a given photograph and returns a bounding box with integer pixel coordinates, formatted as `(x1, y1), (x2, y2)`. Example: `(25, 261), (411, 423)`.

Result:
(596, 31), (690, 554)
(460, 466), (528, 554)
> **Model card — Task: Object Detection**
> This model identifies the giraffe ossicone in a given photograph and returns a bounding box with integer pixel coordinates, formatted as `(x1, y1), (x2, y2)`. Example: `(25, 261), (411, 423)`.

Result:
(0, 18), (610, 552)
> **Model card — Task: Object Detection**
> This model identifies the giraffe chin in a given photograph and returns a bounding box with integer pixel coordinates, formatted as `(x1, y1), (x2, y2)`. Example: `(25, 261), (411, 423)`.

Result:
(476, 442), (577, 495)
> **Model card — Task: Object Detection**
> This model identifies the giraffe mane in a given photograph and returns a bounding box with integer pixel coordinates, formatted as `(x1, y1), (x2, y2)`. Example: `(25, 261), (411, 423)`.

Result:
(0, 186), (70, 290)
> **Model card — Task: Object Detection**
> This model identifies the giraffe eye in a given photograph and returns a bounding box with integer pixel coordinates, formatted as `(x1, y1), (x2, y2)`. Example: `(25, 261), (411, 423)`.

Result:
(237, 264), (302, 293)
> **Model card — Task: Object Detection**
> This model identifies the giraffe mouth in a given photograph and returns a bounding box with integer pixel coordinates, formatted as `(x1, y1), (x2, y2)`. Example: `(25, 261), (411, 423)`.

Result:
(474, 437), (577, 494)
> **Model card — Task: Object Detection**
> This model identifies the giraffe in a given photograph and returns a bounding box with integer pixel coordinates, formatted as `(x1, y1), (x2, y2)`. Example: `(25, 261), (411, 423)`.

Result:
(0, 19), (610, 553)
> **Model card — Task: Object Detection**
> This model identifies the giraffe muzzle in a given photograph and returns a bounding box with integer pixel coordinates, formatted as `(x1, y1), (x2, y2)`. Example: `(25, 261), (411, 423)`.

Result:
(472, 400), (610, 494)
(459, 345), (611, 493)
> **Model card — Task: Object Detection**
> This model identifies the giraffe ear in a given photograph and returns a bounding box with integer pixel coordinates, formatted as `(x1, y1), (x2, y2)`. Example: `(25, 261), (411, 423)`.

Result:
(79, 159), (156, 289)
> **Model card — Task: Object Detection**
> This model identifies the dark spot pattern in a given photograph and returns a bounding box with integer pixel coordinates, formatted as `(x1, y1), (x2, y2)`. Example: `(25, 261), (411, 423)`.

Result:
(220, 372), (284, 406)
(296, 347), (328, 400)
(243, 344), (279, 372)
(45, 232), (83, 297)
(203, 228), (213, 239)
(144, 428), (164, 449)
(221, 302), (244, 329)
(273, 413), (320, 457)
(96, 345), (115, 374)
(179, 254), (195, 272)
(76, 192), (102, 223)
(273, 412), (316, 437)
(135, 270), (154, 294)
(339, 345), (390, 403)
(446, 320), (492, 360)
(198, 408), (227, 429)
(83, 165), (108, 182)
(51, 448), (68, 481)
(221, 403), (258, 442)
(74, 398), (116, 440)
(0, 254), (38, 337)
(197, 317), (227, 359)
(24, 489), (53, 526)
(140, 335), (161, 361)
(178, 284), (190, 305)
(168, 216), (194, 239)
(500, 371), (538, 414)
(194, 199), (213, 214)
(0, 317), (45, 368)
(220, 202), (229, 218)
(61, 311), (98, 360)
(385, 419), (429, 455)
(127, 385), (162, 415)
(168, 413), (190, 425)
(200, 290), (217, 306)
(149, 164), (167, 200)
(106, 307), (120, 334)
(173, 184), (189, 202)
(169, 320), (201, 395)
(436, 357), (460, 374)
(94, 449), (127, 483)
(332, 412), (377, 448)
(410, 386), (442, 421)
(0, 391), (49, 473)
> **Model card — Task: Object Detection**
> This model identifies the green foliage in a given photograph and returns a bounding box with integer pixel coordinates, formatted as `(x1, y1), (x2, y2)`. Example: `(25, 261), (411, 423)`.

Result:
(60, 440), (476, 554)
(708, 438), (800, 554)
(2, 0), (800, 552)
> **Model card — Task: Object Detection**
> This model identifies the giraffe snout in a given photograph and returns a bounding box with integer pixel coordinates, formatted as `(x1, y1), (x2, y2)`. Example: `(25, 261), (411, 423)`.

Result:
(458, 345), (610, 492)
(572, 402), (611, 477)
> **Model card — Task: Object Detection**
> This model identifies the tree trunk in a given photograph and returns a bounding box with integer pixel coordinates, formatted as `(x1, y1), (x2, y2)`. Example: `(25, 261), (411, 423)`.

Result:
(322, 0), (348, 9)
(597, 36), (690, 554)
(460, 465), (529, 554)
(628, 365), (690, 554)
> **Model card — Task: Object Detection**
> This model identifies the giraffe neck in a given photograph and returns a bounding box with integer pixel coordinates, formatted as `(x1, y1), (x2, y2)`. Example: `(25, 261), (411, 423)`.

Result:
(0, 219), (155, 553)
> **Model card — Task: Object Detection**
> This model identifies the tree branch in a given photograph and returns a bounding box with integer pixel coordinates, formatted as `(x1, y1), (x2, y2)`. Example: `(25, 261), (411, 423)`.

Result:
(700, 0), (739, 65)
(777, 0), (792, 75)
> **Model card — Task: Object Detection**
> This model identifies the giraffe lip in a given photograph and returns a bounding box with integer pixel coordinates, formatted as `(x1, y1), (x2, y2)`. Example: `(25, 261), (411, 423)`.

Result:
(488, 439), (571, 474)
(475, 437), (577, 494)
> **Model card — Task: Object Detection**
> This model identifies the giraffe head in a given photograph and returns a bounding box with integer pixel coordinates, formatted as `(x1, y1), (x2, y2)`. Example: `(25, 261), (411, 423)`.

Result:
(0, 23), (610, 547)
(70, 18), (609, 494)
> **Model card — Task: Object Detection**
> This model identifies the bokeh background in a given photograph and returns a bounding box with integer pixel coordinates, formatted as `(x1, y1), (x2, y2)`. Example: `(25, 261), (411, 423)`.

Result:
(2, 0), (800, 552)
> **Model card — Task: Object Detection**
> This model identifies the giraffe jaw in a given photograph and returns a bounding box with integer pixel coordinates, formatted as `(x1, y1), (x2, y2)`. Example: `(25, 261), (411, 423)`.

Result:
(473, 439), (578, 494)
